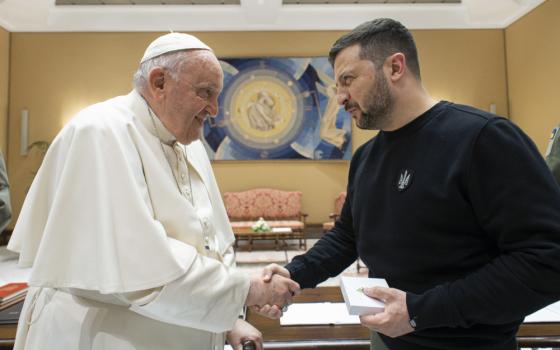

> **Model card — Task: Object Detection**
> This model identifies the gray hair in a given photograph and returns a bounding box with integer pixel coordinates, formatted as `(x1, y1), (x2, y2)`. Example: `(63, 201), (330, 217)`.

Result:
(132, 50), (189, 91)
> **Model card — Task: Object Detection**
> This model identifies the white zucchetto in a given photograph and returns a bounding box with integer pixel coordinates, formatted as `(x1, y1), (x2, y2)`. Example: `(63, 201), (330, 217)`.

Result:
(140, 33), (212, 64)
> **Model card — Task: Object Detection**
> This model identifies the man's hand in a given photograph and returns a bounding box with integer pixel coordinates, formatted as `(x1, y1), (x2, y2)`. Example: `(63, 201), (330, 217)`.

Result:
(245, 272), (300, 308)
(359, 287), (414, 338)
(261, 263), (291, 282)
(226, 319), (263, 350)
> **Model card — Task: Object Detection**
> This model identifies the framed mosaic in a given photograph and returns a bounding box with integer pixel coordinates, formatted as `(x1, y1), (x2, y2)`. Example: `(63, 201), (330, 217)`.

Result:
(202, 57), (351, 160)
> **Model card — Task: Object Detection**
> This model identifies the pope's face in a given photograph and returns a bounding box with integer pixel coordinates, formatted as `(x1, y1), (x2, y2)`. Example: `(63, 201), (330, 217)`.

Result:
(160, 51), (224, 145)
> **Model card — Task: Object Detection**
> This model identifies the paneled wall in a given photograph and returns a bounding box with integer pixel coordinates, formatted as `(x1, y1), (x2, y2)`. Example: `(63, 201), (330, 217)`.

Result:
(506, 0), (559, 154)
(8, 29), (508, 225)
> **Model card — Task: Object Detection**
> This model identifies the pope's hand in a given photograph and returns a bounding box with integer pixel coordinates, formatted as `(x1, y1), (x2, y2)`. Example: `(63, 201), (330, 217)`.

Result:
(245, 271), (300, 309)
(226, 319), (263, 350)
(249, 304), (284, 319)
(359, 287), (414, 338)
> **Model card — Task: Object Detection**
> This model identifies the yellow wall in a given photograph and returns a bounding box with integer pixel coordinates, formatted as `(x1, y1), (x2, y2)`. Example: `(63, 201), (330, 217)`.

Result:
(505, 0), (559, 154)
(8, 30), (508, 224)
(0, 26), (8, 156)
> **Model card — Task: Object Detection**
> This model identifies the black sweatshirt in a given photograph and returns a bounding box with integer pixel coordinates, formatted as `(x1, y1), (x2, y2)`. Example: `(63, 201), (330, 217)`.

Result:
(286, 101), (560, 350)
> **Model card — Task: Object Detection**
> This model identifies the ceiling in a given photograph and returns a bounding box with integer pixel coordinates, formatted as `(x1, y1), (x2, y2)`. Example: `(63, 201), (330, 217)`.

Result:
(54, 0), (461, 4)
(0, 0), (546, 32)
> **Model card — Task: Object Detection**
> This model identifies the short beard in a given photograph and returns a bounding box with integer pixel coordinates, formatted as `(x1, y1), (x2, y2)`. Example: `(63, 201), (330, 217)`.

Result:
(356, 71), (393, 130)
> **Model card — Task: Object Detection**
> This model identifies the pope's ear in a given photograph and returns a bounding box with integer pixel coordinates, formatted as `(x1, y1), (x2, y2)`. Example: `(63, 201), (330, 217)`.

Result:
(147, 67), (166, 97)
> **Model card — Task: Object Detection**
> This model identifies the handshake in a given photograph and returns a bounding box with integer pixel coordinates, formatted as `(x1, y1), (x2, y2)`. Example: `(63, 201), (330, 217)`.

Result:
(244, 264), (299, 319)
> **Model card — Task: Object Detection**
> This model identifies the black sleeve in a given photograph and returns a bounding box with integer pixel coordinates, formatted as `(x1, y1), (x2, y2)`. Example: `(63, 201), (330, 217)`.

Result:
(407, 118), (560, 330)
(285, 144), (366, 289)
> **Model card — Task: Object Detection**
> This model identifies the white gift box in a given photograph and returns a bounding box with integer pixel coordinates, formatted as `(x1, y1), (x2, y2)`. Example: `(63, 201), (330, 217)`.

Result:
(340, 276), (389, 316)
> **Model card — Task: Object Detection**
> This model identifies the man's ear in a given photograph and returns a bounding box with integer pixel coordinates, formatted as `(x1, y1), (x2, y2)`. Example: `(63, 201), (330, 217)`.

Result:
(148, 67), (166, 98)
(387, 53), (406, 82)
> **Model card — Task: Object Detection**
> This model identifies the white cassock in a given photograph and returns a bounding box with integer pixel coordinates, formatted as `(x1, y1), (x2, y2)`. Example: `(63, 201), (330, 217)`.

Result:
(7, 89), (250, 350)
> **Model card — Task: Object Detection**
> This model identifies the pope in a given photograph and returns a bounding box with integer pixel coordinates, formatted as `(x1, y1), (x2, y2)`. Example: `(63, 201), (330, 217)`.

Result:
(8, 33), (300, 350)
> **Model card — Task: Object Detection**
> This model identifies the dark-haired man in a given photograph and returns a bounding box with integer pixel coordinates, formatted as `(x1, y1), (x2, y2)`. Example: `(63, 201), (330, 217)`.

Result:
(264, 18), (560, 350)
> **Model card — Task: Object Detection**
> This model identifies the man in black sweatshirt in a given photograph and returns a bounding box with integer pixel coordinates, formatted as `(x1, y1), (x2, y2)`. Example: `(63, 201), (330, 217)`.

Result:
(260, 18), (560, 350)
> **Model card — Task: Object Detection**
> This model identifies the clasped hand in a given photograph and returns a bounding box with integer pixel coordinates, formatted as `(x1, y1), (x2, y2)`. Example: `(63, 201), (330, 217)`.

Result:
(245, 264), (299, 319)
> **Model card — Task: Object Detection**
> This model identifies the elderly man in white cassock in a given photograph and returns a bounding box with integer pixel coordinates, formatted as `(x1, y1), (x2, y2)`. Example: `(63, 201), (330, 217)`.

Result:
(7, 33), (299, 350)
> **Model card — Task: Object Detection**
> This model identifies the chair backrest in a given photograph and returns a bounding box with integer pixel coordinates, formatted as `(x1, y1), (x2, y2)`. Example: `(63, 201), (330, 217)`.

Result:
(223, 188), (302, 220)
(334, 192), (347, 216)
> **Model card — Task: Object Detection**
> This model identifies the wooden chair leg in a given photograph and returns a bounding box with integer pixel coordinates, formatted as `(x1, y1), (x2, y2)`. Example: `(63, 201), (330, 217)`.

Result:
(298, 231), (306, 250)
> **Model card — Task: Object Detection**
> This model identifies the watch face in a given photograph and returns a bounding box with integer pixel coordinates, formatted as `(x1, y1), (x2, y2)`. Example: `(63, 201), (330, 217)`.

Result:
(409, 318), (417, 329)
(202, 57), (352, 160)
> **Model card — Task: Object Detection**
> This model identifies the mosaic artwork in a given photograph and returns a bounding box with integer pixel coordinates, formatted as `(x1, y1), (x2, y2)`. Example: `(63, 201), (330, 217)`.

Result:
(202, 57), (352, 160)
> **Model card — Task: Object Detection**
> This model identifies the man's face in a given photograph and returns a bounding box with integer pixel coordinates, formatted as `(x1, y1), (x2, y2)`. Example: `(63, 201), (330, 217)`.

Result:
(160, 50), (224, 145)
(333, 44), (393, 130)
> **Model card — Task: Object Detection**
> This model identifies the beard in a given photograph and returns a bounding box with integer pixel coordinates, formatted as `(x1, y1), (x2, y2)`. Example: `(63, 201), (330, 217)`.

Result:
(351, 71), (394, 130)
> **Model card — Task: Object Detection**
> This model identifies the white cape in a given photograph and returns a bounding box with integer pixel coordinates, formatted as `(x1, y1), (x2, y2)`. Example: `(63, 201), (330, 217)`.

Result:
(8, 90), (236, 294)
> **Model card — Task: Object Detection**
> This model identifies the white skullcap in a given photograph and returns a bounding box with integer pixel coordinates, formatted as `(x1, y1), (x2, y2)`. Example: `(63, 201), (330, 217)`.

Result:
(140, 33), (212, 64)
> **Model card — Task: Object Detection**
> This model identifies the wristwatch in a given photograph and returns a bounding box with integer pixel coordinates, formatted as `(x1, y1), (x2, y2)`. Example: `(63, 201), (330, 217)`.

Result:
(409, 316), (418, 329)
